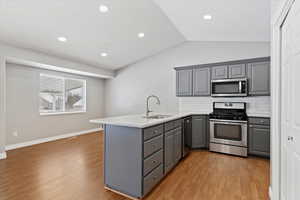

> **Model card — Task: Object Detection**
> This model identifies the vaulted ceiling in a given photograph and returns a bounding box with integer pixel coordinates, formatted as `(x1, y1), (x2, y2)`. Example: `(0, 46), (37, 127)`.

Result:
(0, 0), (270, 70)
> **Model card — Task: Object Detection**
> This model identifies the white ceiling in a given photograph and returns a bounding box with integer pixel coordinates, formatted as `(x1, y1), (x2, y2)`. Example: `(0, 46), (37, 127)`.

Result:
(0, 0), (185, 70)
(153, 0), (270, 42)
(0, 0), (270, 70)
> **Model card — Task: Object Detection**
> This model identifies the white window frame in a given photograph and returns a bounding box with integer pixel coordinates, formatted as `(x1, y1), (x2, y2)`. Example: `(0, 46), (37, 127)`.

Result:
(39, 73), (87, 116)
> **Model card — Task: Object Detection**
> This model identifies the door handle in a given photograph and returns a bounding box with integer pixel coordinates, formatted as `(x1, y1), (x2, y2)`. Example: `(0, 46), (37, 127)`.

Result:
(288, 136), (294, 141)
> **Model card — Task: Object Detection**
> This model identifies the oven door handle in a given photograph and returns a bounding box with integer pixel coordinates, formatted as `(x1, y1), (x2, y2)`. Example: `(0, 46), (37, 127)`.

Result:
(212, 121), (246, 126)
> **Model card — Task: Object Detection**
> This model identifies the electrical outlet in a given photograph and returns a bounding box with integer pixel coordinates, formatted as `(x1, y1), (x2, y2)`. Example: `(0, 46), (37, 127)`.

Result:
(12, 131), (18, 137)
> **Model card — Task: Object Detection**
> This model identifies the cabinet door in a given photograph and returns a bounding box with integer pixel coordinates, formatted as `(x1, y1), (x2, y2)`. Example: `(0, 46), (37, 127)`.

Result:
(176, 69), (193, 96)
(228, 64), (246, 78)
(173, 128), (182, 163)
(211, 66), (228, 80)
(249, 125), (270, 157)
(164, 131), (174, 173)
(247, 62), (270, 96)
(192, 116), (207, 148)
(193, 67), (211, 96)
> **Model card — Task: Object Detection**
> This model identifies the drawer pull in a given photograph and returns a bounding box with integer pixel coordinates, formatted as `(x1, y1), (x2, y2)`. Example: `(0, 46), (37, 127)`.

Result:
(152, 160), (157, 164)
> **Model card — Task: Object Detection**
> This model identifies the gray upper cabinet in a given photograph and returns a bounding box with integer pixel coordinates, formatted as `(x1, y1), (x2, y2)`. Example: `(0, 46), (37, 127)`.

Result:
(191, 116), (207, 148)
(176, 69), (193, 96)
(228, 64), (246, 78)
(175, 57), (270, 97)
(193, 67), (211, 96)
(247, 61), (270, 96)
(211, 66), (228, 80)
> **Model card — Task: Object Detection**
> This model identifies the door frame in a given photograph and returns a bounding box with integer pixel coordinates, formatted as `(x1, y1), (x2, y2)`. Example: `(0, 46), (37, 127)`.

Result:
(271, 0), (294, 199)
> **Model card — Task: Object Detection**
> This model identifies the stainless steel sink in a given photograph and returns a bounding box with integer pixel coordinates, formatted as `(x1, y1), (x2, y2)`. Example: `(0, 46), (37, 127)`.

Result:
(143, 114), (172, 119)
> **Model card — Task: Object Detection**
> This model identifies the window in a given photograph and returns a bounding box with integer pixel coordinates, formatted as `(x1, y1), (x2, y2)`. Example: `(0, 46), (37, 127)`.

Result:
(39, 74), (86, 115)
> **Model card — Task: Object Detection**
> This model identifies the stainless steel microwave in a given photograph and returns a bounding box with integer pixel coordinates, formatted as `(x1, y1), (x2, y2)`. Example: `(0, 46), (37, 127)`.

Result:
(211, 78), (248, 97)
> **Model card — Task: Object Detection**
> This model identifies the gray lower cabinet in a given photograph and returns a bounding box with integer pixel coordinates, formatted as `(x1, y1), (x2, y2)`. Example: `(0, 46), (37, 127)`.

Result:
(164, 130), (175, 173)
(104, 121), (182, 199)
(164, 127), (182, 174)
(174, 128), (182, 163)
(191, 115), (207, 148)
(247, 61), (270, 96)
(193, 67), (211, 96)
(248, 117), (270, 157)
(228, 64), (246, 78)
(176, 69), (193, 96)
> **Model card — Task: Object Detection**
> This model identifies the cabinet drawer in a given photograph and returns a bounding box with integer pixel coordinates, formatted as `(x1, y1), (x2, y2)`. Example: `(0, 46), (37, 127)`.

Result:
(143, 164), (163, 196)
(143, 125), (164, 141)
(143, 150), (163, 176)
(144, 135), (163, 158)
(165, 119), (182, 132)
(249, 117), (270, 126)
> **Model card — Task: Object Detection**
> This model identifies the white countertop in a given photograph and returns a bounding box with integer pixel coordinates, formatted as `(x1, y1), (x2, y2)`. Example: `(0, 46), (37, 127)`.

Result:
(90, 112), (209, 128)
(247, 113), (271, 118)
(90, 111), (270, 129)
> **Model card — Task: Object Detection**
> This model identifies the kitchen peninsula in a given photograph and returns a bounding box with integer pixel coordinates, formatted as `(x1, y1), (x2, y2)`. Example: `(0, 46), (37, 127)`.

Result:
(90, 113), (207, 199)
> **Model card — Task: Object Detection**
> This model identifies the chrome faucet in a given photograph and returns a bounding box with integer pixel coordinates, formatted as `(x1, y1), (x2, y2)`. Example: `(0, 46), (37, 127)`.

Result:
(146, 95), (160, 118)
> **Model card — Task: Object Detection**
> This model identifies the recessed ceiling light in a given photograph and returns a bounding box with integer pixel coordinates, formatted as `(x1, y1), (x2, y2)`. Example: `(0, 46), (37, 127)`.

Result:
(99, 5), (109, 13)
(138, 32), (145, 38)
(101, 52), (108, 57)
(57, 37), (67, 42)
(203, 14), (212, 20)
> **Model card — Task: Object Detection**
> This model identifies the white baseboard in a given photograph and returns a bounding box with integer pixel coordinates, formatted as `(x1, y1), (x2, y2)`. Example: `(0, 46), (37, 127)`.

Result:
(269, 186), (272, 200)
(0, 152), (7, 160)
(5, 128), (103, 151)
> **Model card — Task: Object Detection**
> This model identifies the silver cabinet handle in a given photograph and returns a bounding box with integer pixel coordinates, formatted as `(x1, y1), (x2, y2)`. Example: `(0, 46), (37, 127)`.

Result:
(249, 125), (254, 128)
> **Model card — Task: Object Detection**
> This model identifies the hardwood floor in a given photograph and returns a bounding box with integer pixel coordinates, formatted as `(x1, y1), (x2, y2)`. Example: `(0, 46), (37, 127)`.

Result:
(0, 132), (270, 200)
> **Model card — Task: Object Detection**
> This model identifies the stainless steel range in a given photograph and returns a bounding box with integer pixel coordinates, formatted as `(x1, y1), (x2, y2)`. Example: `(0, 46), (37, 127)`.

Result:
(209, 102), (248, 157)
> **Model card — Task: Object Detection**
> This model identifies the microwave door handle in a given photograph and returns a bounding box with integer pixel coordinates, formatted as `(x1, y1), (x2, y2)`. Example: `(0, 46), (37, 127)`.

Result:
(239, 81), (242, 93)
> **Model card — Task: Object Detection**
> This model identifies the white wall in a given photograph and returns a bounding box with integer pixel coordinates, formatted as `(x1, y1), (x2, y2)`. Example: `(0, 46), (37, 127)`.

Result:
(0, 42), (114, 78)
(105, 41), (270, 117)
(5, 63), (105, 145)
(179, 96), (270, 117)
(0, 57), (6, 154)
(0, 43), (111, 155)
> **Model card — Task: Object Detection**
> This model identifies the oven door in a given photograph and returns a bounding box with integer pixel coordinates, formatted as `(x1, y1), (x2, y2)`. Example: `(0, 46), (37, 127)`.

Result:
(210, 119), (247, 147)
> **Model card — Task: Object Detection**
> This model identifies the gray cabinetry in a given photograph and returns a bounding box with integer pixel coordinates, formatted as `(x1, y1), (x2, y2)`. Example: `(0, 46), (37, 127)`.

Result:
(164, 127), (182, 174)
(211, 66), (228, 80)
(175, 57), (270, 97)
(247, 62), (270, 96)
(174, 128), (182, 163)
(164, 130), (175, 173)
(193, 67), (211, 96)
(176, 69), (193, 96)
(248, 117), (270, 157)
(191, 115), (207, 148)
(228, 64), (246, 78)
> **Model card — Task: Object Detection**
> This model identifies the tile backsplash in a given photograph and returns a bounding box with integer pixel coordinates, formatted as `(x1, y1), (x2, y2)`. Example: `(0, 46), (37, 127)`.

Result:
(179, 96), (271, 117)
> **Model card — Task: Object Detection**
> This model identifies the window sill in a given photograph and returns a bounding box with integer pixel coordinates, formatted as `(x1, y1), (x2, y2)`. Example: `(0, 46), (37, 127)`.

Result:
(40, 111), (86, 116)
